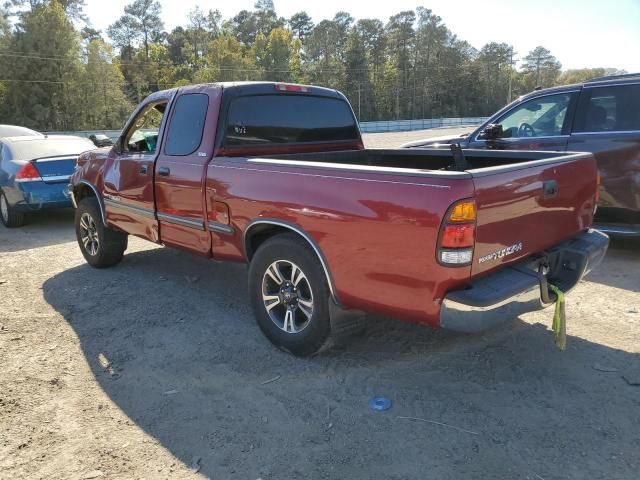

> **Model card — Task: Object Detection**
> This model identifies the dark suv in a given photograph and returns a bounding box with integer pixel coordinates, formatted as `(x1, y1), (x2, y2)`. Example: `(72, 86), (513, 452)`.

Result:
(403, 73), (640, 236)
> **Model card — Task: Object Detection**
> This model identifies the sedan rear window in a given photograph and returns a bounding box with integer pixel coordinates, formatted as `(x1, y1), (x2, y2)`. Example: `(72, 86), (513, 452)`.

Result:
(224, 94), (359, 147)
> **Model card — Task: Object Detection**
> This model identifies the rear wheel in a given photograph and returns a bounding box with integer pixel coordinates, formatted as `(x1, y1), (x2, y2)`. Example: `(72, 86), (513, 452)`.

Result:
(75, 197), (127, 268)
(0, 190), (26, 228)
(248, 233), (332, 356)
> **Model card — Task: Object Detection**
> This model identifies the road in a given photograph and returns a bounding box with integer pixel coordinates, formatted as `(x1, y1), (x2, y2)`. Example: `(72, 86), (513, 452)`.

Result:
(1, 129), (639, 480)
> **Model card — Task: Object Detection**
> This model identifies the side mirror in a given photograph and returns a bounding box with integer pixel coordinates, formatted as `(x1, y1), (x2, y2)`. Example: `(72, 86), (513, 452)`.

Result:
(481, 123), (503, 140)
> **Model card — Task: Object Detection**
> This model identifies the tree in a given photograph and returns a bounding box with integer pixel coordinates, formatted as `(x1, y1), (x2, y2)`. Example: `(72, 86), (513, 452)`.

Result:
(288, 11), (313, 40)
(186, 6), (209, 64)
(343, 26), (370, 120)
(556, 68), (622, 85)
(385, 11), (416, 118)
(80, 39), (132, 129)
(123, 0), (164, 60)
(477, 42), (513, 113)
(0, 1), (83, 129)
(521, 46), (561, 88)
(0, 8), (10, 108)
(81, 26), (102, 42)
(263, 27), (293, 81)
(4, 0), (87, 22)
(107, 15), (141, 59)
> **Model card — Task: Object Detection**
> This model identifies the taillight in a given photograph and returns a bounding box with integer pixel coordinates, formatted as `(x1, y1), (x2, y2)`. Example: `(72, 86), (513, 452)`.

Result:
(275, 83), (311, 93)
(437, 199), (476, 266)
(15, 162), (42, 182)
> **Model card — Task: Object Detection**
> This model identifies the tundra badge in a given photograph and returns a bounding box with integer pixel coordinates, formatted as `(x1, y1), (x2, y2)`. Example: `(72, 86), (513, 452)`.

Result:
(478, 242), (523, 264)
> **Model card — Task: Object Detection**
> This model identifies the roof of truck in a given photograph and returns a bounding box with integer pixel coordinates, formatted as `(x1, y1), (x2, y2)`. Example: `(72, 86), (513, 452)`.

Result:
(147, 82), (344, 102)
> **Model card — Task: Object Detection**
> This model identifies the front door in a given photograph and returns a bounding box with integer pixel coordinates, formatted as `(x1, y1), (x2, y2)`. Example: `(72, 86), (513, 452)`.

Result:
(154, 90), (219, 254)
(468, 91), (578, 151)
(568, 82), (640, 226)
(103, 97), (171, 241)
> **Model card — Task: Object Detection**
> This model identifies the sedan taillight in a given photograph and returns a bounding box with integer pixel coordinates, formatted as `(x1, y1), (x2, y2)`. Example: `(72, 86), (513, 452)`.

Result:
(15, 162), (42, 182)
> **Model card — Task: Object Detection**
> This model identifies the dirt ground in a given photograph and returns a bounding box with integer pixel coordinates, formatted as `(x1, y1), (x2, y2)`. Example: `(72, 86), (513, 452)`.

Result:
(1, 129), (639, 480)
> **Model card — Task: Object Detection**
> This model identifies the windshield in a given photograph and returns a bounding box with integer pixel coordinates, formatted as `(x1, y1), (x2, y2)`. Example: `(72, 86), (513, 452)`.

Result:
(7, 137), (95, 160)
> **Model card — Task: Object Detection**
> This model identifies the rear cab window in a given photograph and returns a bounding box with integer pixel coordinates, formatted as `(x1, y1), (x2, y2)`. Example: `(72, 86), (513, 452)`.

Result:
(574, 84), (640, 133)
(223, 94), (360, 148)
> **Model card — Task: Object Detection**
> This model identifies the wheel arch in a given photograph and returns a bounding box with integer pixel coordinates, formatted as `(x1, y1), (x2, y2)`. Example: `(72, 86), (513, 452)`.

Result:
(73, 181), (105, 224)
(243, 219), (340, 304)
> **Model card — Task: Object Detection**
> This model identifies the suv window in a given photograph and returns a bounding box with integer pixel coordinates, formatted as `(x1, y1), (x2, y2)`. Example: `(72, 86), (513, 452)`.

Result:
(164, 94), (209, 156)
(495, 93), (573, 139)
(224, 94), (359, 147)
(574, 84), (640, 133)
(124, 101), (167, 154)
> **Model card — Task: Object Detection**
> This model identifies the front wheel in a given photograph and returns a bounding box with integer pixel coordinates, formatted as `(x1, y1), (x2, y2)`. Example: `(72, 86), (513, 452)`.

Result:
(248, 233), (332, 356)
(75, 197), (128, 268)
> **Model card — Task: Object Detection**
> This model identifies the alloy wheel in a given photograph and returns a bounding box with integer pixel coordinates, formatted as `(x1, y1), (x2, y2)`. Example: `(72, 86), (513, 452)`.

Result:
(262, 259), (314, 334)
(79, 212), (100, 256)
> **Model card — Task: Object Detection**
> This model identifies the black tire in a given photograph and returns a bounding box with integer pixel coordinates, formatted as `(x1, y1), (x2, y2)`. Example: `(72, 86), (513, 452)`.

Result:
(248, 233), (332, 356)
(75, 197), (128, 268)
(0, 190), (26, 228)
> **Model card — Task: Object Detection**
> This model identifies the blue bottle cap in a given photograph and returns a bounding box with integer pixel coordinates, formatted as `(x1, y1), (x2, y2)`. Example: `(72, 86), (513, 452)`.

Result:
(369, 396), (392, 411)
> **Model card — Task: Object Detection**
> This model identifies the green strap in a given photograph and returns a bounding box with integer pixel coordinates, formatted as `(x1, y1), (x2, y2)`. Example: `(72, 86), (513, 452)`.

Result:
(548, 284), (566, 351)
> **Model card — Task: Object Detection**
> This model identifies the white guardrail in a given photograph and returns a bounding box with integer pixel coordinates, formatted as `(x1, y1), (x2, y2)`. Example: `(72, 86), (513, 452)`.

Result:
(46, 117), (489, 141)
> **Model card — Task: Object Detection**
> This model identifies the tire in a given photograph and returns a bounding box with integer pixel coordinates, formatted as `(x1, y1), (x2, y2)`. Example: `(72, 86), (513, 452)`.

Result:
(75, 197), (128, 268)
(0, 190), (26, 228)
(248, 233), (332, 356)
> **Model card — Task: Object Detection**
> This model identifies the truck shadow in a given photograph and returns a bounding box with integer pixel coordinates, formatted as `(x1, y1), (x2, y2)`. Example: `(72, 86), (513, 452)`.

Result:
(43, 247), (640, 479)
(0, 208), (75, 253)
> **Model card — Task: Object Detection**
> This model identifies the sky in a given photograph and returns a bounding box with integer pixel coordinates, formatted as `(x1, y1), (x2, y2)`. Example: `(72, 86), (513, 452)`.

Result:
(86, 0), (640, 72)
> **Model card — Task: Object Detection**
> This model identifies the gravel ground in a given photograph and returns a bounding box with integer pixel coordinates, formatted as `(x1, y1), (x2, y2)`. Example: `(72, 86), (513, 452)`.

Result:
(1, 129), (639, 480)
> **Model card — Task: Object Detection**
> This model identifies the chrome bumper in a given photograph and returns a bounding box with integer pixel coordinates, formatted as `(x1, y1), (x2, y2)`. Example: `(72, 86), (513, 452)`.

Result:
(440, 229), (609, 333)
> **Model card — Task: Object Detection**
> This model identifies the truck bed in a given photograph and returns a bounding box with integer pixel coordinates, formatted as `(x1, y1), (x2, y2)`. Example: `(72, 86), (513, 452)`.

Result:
(261, 148), (572, 173)
(249, 147), (598, 279)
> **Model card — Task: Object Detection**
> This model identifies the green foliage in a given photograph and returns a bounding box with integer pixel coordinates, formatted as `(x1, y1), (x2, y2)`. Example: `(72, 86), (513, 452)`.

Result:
(0, 2), (625, 129)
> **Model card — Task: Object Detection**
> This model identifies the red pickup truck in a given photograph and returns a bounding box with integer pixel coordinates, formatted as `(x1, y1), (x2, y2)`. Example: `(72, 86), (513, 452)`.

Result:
(68, 82), (608, 356)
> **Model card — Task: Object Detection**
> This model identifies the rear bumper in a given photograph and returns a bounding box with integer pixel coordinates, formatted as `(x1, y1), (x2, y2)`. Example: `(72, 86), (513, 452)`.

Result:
(4, 181), (72, 211)
(440, 229), (609, 333)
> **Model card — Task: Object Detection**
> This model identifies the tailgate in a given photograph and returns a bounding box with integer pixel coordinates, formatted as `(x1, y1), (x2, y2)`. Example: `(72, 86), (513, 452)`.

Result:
(32, 155), (78, 184)
(470, 153), (598, 276)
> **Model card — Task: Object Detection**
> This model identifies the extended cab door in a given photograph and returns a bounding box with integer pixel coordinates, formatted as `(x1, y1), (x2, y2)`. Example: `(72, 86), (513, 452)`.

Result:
(154, 87), (222, 254)
(567, 82), (640, 227)
(468, 91), (578, 152)
(103, 95), (172, 241)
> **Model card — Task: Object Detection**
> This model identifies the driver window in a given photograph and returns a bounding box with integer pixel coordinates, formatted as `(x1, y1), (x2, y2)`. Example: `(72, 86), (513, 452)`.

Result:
(123, 101), (167, 153)
(496, 93), (572, 139)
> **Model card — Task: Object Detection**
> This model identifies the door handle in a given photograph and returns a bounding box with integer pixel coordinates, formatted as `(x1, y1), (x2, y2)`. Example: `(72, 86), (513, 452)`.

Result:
(543, 180), (558, 198)
(158, 167), (170, 177)
(139, 165), (148, 175)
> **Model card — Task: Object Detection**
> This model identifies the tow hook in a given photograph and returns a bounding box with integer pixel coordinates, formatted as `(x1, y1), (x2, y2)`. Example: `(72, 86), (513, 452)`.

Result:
(537, 260), (556, 304)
